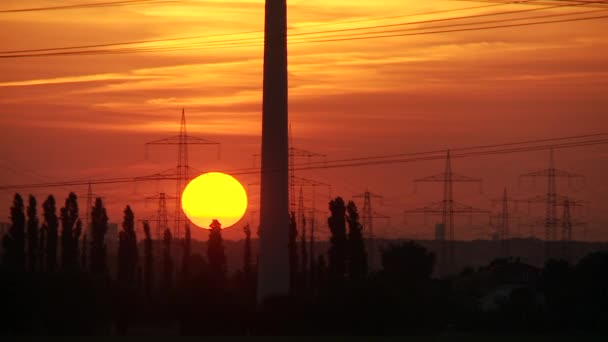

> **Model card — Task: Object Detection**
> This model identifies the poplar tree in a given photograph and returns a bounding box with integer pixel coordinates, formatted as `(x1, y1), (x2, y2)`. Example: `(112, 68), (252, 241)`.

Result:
(142, 221), (153, 296)
(243, 224), (252, 276)
(60, 192), (79, 271)
(181, 223), (191, 281)
(90, 198), (108, 276)
(118, 205), (138, 285)
(162, 228), (173, 290)
(2, 193), (26, 271)
(207, 219), (227, 283)
(346, 200), (367, 279)
(27, 195), (39, 272)
(328, 197), (347, 278)
(43, 195), (58, 272)
(288, 212), (298, 288)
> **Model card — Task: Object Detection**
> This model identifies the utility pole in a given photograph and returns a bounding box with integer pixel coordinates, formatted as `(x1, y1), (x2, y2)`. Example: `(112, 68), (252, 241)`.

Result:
(145, 110), (220, 239)
(404, 150), (488, 276)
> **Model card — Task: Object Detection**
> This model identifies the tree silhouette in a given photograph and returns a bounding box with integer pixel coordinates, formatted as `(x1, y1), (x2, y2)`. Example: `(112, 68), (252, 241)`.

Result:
(39, 223), (46, 271)
(118, 205), (138, 285)
(60, 192), (80, 271)
(142, 221), (153, 296)
(162, 228), (173, 290)
(27, 195), (39, 272)
(288, 212), (298, 289)
(208, 219), (227, 284)
(81, 233), (88, 270)
(2, 193), (26, 271)
(328, 197), (347, 278)
(381, 241), (435, 282)
(346, 200), (367, 279)
(243, 224), (252, 276)
(300, 212), (308, 281)
(42, 195), (58, 272)
(74, 219), (83, 267)
(90, 198), (108, 276)
(181, 222), (191, 282)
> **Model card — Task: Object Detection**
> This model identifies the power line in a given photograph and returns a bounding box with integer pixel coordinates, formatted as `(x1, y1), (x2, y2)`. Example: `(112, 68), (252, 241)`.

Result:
(3, 12), (606, 58)
(0, 0), (600, 57)
(0, 0), (181, 13)
(1, 133), (606, 190)
(0, 2), (520, 54)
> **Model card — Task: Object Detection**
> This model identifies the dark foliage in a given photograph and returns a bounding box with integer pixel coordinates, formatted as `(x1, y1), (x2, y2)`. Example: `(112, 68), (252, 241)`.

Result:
(60, 192), (80, 271)
(42, 195), (58, 272)
(117, 205), (138, 285)
(162, 228), (173, 290)
(288, 211), (298, 289)
(207, 219), (227, 284)
(181, 223), (191, 282)
(346, 200), (367, 279)
(142, 221), (153, 296)
(26, 195), (39, 272)
(243, 223), (252, 276)
(327, 197), (347, 279)
(3, 193), (26, 271)
(90, 198), (108, 275)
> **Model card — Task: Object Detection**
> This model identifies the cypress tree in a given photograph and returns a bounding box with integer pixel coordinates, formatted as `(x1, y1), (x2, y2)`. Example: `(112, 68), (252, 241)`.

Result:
(207, 219), (226, 283)
(90, 198), (108, 276)
(181, 223), (191, 281)
(346, 200), (367, 279)
(27, 195), (39, 272)
(300, 212), (308, 280)
(60, 192), (79, 271)
(43, 195), (58, 272)
(118, 205), (138, 285)
(81, 233), (88, 270)
(288, 212), (298, 290)
(142, 221), (153, 296)
(73, 219), (83, 268)
(162, 228), (173, 290)
(39, 224), (46, 272)
(328, 197), (347, 278)
(243, 224), (252, 276)
(2, 193), (26, 271)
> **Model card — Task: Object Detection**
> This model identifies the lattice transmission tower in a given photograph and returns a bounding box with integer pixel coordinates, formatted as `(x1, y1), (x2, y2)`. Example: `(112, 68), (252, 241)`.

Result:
(353, 190), (389, 271)
(404, 150), (488, 276)
(519, 149), (585, 260)
(490, 188), (519, 258)
(144, 110), (220, 238)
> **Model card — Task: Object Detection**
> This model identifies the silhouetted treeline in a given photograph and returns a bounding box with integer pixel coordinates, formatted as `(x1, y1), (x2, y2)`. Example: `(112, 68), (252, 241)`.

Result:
(1, 192), (608, 335)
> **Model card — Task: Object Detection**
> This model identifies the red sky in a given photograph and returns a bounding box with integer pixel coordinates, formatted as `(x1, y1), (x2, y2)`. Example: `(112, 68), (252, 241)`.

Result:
(1, 0), (607, 241)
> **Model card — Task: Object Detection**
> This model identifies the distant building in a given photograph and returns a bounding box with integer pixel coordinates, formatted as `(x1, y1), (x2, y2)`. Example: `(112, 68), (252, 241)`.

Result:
(435, 223), (445, 241)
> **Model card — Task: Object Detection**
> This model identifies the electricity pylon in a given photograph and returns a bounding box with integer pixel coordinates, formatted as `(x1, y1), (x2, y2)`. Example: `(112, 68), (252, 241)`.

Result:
(490, 188), (518, 258)
(519, 149), (585, 260)
(81, 181), (103, 236)
(560, 197), (587, 261)
(404, 150), (488, 276)
(144, 109), (220, 239)
(353, 190), (389, 271)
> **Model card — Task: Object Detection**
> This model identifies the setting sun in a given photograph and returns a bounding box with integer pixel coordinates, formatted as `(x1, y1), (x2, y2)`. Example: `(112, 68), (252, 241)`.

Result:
(182, 172), (248, 229)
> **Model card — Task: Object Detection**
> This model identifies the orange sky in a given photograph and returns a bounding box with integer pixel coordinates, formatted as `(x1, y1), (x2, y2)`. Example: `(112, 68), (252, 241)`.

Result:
(1, 0), (607, 241)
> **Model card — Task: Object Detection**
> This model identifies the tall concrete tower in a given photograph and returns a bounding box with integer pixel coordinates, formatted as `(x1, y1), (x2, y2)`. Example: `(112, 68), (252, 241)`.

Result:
(257, 0), (290, 302)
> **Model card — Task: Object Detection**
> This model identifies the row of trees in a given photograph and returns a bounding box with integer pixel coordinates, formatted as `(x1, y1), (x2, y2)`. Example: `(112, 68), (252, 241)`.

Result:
(1, 193), (229, 292)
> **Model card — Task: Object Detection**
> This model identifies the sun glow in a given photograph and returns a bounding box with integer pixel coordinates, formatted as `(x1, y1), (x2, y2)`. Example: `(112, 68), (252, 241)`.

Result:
(181, 172), (248, 229)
